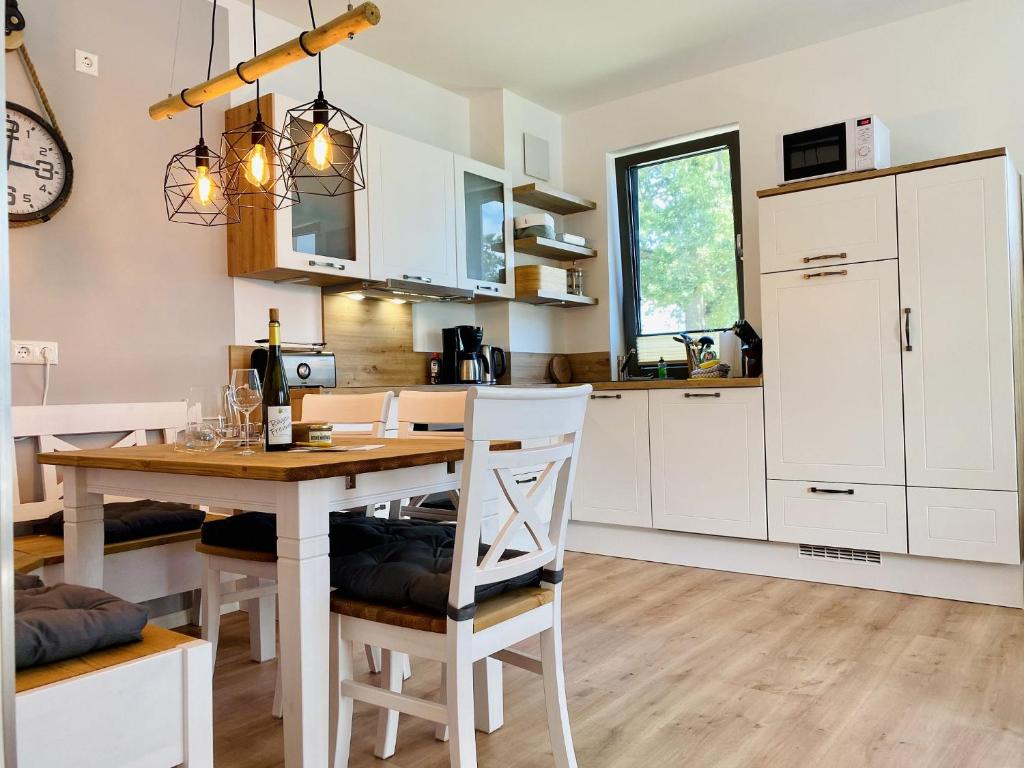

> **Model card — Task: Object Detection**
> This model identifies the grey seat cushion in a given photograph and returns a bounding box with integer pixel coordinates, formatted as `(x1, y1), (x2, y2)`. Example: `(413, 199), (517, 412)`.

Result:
(43, 500), (205, 543)
(14, 573), (43, 591)
(14, 583), (149, 670)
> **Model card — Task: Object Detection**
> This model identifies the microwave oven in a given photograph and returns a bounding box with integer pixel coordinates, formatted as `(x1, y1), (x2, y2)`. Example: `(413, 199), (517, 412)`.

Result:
(777, 115), (890, 184)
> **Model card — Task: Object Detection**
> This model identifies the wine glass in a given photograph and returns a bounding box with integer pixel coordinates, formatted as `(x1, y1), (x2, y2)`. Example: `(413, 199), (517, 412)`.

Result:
(176, 386), (223, 453)
(229, 369), (263, 456)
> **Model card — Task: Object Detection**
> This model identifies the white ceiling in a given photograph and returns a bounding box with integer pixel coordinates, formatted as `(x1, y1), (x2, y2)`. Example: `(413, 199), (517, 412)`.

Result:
(261, 0), (968, 113)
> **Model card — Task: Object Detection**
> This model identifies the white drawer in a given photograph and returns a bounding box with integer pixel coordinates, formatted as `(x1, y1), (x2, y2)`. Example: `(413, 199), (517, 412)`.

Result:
(758, 176), (897, 274)
(908, 487), (1021, 565)
(767, 480), (907, 553)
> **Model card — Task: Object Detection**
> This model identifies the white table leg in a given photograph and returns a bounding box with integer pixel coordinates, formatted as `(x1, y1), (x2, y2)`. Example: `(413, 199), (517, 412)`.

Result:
(62, 466), (105, 588)
(276, 480), (332, 768)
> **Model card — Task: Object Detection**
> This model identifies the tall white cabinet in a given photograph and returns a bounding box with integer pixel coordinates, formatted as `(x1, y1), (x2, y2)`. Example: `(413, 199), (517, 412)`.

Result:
(760, 153), (1023, 565)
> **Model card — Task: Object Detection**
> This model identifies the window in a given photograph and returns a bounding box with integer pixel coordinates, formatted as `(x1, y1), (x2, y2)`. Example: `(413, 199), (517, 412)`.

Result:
(615, 131), (743, 372)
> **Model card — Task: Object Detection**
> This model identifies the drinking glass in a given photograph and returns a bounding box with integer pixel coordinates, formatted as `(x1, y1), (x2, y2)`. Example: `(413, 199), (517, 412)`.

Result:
(229, 369), (263, 456)
(177, 386), (223, 453)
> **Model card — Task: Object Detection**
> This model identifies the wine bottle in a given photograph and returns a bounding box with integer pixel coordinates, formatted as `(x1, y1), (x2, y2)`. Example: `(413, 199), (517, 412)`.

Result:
(262, 308), (293, 451)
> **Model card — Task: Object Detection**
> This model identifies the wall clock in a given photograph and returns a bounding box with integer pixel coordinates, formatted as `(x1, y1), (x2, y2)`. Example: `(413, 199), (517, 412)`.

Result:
(6, 101), (73, 226)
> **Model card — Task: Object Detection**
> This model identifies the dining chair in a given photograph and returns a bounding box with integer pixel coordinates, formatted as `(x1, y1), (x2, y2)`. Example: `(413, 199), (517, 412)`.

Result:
(328, 384), (592, 767)
(390, 389), (467, 522)
(197, 390), (400, 708)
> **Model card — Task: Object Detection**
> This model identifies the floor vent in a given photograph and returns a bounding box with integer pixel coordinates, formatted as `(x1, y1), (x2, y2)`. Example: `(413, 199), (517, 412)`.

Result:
(799, 543), (882, 565)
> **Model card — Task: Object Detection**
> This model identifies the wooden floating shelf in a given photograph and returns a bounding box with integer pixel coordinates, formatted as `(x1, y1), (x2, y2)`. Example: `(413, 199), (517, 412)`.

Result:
(512, 183), (597, 215)
(514, 236), (596, 261)
(515, 289), (598, 308)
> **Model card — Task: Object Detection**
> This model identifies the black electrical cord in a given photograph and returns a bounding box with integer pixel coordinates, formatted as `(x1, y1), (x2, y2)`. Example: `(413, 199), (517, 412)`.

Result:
(198, 0), (218, 139)
(252, 0), (262, 118)
(307, 0), (323, 93)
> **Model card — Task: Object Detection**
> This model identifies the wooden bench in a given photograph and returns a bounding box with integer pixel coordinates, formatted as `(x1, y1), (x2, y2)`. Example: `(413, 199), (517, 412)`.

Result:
(12, 403), (214, 608)
(16, 624), (212, 767)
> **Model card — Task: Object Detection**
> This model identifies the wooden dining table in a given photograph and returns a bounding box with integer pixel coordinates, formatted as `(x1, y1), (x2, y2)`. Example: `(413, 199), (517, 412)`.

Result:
(38, 436), (512, 767)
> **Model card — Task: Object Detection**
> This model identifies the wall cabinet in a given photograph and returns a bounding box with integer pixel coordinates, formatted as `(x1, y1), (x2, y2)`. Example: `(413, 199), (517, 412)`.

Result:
(897, 158), (1018, 491)
(649, 388), (767, 539)
(227, 94), (370, 285)
(366, 126), (458, 288)
(571, 391), (653, 528)
(454, 157), (515, 300)
(758, 176), (898, 274)
(762, 259), (905, 485)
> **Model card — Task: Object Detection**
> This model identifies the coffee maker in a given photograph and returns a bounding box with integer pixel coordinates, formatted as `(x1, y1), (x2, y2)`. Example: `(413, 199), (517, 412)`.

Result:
(440, 326), (495, 384)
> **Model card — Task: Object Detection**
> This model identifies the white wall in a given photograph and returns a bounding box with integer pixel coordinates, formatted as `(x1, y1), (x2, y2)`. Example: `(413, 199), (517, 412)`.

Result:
(561, 0), (1024, 357)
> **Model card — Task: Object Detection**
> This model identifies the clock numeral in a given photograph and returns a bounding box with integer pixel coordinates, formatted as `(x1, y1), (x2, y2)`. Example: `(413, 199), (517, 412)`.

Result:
(38, 185), (48, 194)
(35, 159), (53, 180)
(38, 147), (48, 156)
(7, 186), (14, 206)
(6, 119), (18, 142)
(22, 193), (31, 205)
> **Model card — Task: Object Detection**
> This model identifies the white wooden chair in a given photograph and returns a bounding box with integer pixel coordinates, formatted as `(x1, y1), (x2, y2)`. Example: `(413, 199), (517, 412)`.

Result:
(15, 625), (212, 768)
(10, 403), (212, 607)
(198, 390), (402, 715)
(393, 390), (467, 522)
(328, 384), (591, 767)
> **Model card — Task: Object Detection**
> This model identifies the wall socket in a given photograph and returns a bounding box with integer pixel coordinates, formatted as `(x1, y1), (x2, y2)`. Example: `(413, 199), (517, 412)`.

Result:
(12, 341), (59, 365)
(75, 49), (98, 77)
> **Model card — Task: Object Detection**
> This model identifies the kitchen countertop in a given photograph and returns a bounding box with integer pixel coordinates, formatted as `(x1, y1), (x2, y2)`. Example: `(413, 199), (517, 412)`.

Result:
(575, 377), (762, 391)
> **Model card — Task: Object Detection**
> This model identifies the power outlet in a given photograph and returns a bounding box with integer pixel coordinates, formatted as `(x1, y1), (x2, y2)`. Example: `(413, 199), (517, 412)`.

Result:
(11, 341), (59, 365)
(75, 49), (98, 77)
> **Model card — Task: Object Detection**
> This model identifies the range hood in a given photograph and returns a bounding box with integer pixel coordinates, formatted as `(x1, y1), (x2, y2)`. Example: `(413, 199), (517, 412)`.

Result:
(323, 278), (474, 302)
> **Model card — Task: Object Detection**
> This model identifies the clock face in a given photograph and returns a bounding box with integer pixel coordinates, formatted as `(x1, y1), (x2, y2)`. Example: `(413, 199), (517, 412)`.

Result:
(5, 102), (73, 224)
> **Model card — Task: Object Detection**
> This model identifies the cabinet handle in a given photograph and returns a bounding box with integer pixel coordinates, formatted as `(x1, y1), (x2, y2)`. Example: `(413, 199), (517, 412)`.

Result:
(809, 487), (855, 495)
(515, 476), (538, 485)
(477, 285), (500, 293)
(590, 394), (622, 400)
(903, 308), (913, 352)
(684, 392), (721, 398)
(308, 260), (345, 271)
(403, 274), (432, 283)
(803, 270), (848, 279)
(802, 252), (847, 264)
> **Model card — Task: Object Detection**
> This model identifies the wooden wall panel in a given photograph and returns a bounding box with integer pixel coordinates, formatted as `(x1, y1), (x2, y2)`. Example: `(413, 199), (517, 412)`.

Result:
(568, 351), (611, 382)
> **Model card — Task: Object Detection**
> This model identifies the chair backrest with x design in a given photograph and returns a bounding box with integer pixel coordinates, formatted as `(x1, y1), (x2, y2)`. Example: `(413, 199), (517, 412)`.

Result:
(448, 385), (591, 614)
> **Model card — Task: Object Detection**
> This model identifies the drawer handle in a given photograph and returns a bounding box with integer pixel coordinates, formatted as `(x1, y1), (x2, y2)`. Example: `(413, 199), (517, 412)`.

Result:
(403, 274), (432, 283)
(591, 394), (622, 400)
(903, 308), (913, 352)
(802, 252), (847, 264)
(477, 285), (500, 293)
(809, 487), (855, 495)
(684, 392), (721, 398)
(308, 260), (345, 271)
(803, 270), (848, 280)
(515, 476), (538, 485)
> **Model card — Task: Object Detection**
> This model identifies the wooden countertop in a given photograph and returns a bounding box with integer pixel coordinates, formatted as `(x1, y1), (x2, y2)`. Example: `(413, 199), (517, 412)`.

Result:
(38, 437), (515, 483)
(568, 378), (762, 391)
(757, 147), (1006, 198)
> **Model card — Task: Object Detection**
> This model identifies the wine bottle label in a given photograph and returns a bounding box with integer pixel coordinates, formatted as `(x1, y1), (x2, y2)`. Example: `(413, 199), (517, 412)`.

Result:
(266, 406), (293, 445)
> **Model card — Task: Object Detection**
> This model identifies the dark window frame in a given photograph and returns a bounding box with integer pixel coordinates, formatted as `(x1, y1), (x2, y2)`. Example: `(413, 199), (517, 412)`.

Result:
(614, 130), (744, 377)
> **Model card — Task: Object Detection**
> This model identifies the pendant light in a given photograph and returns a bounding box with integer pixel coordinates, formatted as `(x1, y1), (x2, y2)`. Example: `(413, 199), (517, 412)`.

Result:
(278, 0), (366, 197)
(163, 0), (238, 226)
(220, 0), (298, 211)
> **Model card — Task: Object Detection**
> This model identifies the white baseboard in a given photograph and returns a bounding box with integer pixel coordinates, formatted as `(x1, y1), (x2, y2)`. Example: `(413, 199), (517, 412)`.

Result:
(567, 522), (1024, 608)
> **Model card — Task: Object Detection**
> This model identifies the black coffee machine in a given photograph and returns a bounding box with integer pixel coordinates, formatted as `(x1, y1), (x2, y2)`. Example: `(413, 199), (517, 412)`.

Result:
(441, 325), (488, 384)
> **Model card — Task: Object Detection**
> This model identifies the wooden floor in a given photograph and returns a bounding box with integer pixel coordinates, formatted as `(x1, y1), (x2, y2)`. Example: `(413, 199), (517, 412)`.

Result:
(188, 552), (1024, 767)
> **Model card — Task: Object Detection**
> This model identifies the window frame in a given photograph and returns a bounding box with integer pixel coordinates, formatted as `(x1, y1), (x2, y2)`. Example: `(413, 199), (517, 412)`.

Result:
(614, 130), (744, 377)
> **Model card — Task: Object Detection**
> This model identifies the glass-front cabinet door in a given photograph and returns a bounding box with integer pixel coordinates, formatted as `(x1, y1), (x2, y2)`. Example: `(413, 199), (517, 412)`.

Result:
(454, 157), (514, 299)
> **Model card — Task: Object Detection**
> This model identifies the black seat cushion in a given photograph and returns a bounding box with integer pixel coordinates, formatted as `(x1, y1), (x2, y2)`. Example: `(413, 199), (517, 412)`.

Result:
(14, 583), (149, 670)
(330, 540), (541, 615)
(43, 500), (205, 544)
(200, 511), (457, 557)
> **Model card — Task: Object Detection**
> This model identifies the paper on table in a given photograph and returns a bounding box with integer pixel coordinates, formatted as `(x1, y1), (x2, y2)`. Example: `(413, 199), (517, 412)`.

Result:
(288, 444), (385, 453)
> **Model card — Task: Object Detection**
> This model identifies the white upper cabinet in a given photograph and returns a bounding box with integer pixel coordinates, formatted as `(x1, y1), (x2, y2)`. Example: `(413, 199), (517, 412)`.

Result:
(762, 260), (905, 485)
(649, 388), (767, 540)
(454, 157), (515, 299)
(572, 391), (653, 528)
(758, 177), (897, 274)
(897, 157), (1018, 491)
(367, 126), (458, 287)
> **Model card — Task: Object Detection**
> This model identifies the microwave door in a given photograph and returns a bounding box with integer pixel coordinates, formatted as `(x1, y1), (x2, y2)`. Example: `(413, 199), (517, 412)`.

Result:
(782, 122), (847, 182)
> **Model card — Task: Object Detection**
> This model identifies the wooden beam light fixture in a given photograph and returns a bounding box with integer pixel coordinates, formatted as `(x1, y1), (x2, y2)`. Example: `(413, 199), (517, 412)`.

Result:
(148, 1), (381, 121)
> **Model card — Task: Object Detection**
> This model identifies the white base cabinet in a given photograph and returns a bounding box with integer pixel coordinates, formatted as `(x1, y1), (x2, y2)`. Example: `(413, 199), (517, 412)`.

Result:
(649, 388), (767, 539)
(907, 487), (1021, 565)
(767, 480), (907, 554)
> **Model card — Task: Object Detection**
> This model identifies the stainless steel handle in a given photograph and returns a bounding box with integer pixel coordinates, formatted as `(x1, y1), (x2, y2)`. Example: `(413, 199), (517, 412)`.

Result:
(308, 260), (345, 271)
(903, 308), (912, 352)
(803, 270), (848, 279)
(477, 285), (500, 293)
(802, 252), (848, 264)
(684, 392), (721, 398)
(403, 274), (432, 283)
(591, 394), (622, 400)
(515, 476), (538, 485)
(809, 487), (855, 495)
